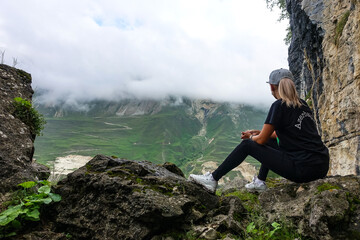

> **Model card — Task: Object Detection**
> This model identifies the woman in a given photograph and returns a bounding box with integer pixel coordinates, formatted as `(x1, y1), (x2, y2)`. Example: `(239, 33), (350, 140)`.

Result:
(189, 68), (329, 193)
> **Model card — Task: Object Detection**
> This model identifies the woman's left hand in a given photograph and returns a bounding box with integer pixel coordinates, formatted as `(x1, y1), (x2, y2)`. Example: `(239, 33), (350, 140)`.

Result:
(241, 131), (252, 139)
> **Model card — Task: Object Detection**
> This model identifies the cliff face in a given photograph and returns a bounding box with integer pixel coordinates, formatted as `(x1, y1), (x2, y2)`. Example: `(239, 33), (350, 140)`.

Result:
(287, 0), (360, 176)
(0, 64), (49, 195)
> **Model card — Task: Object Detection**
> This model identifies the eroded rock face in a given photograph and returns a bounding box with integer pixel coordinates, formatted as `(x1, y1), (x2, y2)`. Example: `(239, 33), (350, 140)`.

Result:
(0, 64), (49, 195)
(287, 0), (360, 175)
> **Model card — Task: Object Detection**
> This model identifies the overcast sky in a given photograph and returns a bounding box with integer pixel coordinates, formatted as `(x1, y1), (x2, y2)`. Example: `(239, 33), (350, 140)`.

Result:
(0, 0), (289, 106)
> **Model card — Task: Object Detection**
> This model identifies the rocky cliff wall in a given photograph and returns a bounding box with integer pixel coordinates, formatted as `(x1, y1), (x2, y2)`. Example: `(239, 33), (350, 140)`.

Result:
(287, 0), (360, 176)
(0, 64), (49, 195)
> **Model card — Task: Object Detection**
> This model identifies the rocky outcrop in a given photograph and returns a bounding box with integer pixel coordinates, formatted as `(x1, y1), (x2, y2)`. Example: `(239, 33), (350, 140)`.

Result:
(259, 176), (360, 240)
(2, 124), (354, 240)
(49, 155), (246, 240)
(287, 0), (360, 175)
(0, 64), (49, 195)
(14, 155), (359, 240)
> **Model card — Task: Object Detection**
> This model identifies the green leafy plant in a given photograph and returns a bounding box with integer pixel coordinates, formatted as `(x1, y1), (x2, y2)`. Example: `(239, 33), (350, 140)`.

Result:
(223, 188), (304, 239)
(265, 0), (292, 45)
(246, 221), (282, 240)
(13, 97), (46, 136)
(265, 0), (288, 21)
(0, 180), (61, 237)
(244, 211), (304, 240)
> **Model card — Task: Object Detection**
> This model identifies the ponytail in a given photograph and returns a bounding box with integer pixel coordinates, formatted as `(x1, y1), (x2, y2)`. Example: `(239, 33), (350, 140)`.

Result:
(278, 78), (302, 108)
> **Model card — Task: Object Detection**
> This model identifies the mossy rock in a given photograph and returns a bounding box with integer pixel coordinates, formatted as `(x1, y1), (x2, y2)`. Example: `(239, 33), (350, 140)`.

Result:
(335, 10), (350, 46)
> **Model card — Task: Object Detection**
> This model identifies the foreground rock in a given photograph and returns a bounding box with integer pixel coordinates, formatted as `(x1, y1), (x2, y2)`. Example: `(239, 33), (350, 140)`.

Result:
(50, 155), (246, 240)
(7, 155), (360, 240)
(0, 65), (49, 196)
(260, 176), (360, 240)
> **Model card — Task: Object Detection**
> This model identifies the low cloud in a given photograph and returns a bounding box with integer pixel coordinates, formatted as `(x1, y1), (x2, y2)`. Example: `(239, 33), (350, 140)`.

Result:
(0, 0), (288, 107)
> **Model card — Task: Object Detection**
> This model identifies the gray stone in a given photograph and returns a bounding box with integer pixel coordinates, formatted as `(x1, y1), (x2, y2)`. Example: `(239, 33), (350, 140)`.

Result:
(259, 175), (360, 240)
(0, 64), (49, 197)
(51, 155), (222, 240)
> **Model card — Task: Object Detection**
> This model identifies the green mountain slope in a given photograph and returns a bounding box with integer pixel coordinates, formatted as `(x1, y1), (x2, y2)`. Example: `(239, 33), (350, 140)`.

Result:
(34, 98), (268, 177)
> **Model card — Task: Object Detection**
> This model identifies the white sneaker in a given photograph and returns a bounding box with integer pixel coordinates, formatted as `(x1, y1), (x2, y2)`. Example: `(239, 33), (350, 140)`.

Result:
(189, 172), (218, 193)
(245, 176), (267, 192)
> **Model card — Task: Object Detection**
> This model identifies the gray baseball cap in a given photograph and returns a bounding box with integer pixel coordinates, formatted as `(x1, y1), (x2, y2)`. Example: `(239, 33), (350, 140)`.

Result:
(267, 68), (294, 85)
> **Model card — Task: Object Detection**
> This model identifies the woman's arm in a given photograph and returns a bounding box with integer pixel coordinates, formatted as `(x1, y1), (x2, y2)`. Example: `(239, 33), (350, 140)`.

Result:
(270, 131), (277, 139)
(251, 124), (275, 145)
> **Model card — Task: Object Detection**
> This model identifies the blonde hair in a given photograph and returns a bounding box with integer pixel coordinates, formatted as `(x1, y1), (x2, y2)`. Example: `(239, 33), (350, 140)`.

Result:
(278, 78), (302, 108)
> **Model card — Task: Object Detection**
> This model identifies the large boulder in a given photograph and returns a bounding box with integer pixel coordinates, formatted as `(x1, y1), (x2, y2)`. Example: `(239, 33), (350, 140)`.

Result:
(0, 64), (49, 196)
(50, 155), (246, 240)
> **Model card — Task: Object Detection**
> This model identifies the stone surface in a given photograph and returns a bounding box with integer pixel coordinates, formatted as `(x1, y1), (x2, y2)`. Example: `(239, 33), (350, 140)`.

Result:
(0, 64), (49, 195)
(287, 0), (360, 175)
(50, 155), (236, 240)
(3, 155), (360, 239)
(259, 175), (360, 240)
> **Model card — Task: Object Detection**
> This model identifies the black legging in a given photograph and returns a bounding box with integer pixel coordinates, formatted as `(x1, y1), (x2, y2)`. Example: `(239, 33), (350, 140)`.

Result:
(212, 139), (329, 183)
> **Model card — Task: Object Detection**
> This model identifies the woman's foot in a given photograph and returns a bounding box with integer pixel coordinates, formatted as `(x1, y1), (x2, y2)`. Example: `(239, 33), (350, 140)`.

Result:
(245, 176), (267, 192)
(189, 172), (218, 193)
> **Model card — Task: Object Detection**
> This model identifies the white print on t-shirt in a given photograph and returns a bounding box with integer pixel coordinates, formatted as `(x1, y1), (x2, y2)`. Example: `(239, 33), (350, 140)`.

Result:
(295, 111), (315, 130)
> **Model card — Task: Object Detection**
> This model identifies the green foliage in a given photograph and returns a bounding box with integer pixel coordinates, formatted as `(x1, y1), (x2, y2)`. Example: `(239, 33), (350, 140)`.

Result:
(13, 97), (46, 136)
(136, 178), (143, 184)
(223, 189), (304, 239)
(316, 182), (340, 194)
(0, 180), (61, 237)
(225, 190), (259, 212)
(16, 69), (32, 83)
(246, 221), (282, 240)
(245, 215), (304, 240)
(265, 0), (292, 45)
(346, 192), (360, 213)
(284, 25), (292, 45)
(335, 10), (350, 46)
(66, 233), (73, 239)
(265, 178), (284, 189)
(265, 0), (288, 21)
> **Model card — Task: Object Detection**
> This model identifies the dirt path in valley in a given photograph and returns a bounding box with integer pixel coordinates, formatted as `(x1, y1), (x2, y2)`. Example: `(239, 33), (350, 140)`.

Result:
(51, 155), (93, 175)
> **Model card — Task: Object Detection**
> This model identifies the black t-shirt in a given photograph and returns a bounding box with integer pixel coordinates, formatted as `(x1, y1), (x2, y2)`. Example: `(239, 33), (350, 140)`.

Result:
(265, 99), (329, 163)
